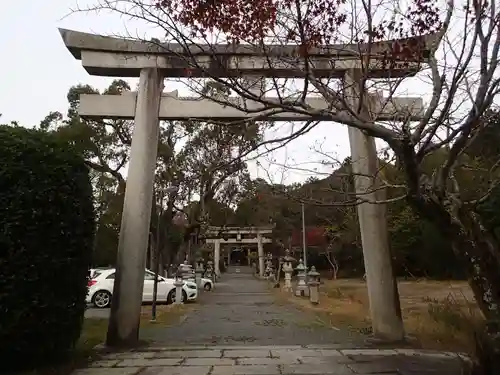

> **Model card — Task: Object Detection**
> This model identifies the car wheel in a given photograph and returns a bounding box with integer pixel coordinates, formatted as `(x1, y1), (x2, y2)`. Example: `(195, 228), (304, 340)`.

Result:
(204, 282), (212, 291)
(167, 289), (174, 304)
(92, 290), (112, 308)
(168, 289), (187, 304)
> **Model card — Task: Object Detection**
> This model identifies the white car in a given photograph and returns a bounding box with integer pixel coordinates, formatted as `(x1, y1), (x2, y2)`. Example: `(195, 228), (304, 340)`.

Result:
(199, 276), (214, 291)
(87, 268), (198, 308)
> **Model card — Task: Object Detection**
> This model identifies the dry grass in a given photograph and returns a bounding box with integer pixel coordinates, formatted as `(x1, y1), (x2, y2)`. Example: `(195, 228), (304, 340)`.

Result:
(277, 279), (484, 354)
(140, 303), (193, 326)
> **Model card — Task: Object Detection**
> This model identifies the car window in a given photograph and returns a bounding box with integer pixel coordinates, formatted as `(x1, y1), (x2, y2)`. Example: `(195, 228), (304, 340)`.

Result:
(144, 272), (156, 281)
(106, 273), (115, 279)
(91, 271), (101, 279)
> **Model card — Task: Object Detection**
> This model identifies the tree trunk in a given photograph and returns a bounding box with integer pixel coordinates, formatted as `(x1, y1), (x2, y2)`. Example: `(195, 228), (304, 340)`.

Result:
(324, 251), (339, 280)
(408, 194), (500, 319)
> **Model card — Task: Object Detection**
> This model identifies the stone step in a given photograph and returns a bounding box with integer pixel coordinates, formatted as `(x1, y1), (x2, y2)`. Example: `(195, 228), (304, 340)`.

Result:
(75, 346), (471, 375)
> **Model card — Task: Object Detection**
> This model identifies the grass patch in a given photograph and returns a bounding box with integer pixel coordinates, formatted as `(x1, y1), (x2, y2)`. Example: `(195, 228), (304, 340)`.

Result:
(274, 279), (484, 354)
(294, 316), (328, 329)
(17, 304), (192, 375)
(140, 303), (193, 326)
(76, 318), (109, 356)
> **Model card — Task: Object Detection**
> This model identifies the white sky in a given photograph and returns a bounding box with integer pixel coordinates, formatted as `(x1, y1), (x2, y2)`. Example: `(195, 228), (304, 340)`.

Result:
(0, 0), (434, 185)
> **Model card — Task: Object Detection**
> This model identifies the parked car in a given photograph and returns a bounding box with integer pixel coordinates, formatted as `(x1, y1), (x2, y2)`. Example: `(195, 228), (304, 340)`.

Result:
(87, 268), (198, 308)
(199, 276), (213, 291)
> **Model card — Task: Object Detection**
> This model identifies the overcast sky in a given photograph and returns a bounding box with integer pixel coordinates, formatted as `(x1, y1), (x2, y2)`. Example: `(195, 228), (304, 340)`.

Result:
(0, 0), (429, 185)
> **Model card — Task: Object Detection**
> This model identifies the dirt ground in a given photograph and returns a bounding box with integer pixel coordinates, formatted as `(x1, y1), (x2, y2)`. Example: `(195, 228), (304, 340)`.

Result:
(278, 278), (483, 354)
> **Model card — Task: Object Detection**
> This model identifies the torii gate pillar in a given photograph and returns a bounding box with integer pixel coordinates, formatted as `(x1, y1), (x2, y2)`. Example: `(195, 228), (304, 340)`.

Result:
(344, 69), (404, 342)
(214, 239), (221, 276)
(257, 234), (265, 277)
(106, 68), (163, 347)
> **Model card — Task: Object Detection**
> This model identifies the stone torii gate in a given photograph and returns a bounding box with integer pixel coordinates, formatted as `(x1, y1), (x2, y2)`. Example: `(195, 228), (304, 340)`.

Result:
(205, 226), (273, 276)
(58, 28), (435, 346)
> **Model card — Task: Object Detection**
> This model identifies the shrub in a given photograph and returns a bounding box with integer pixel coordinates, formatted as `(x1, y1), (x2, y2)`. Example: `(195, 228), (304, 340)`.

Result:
(0, 125), (95, 370)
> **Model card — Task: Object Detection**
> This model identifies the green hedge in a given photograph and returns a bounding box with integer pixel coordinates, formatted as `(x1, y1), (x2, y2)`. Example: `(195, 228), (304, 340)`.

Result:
(0, 125), (95, 370)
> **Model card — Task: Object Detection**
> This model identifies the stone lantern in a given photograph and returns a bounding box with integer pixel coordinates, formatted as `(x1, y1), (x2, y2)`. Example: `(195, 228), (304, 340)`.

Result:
(194, 258), (204, 288)
(263, 253), (272, 280)
(267, 253), (275, 280)
(295, 258), (309, 297)
(173, 267), (184, 304)
(282, 249), (295, 292)
(264, 253), (270, 276)
(307, 266), (320, 304)
(180, 260), (194, 281)
(195, 257), (204, 278)
(206, 260), (214, 282)
(205, 259), (214, 279)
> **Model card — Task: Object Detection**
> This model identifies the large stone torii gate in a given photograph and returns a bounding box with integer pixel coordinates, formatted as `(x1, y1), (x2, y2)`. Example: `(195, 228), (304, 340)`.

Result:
(59, 28), (435, 346)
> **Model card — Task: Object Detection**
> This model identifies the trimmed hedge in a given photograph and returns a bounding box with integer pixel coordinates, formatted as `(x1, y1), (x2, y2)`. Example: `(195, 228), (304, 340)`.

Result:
(0, 125), (95, 370)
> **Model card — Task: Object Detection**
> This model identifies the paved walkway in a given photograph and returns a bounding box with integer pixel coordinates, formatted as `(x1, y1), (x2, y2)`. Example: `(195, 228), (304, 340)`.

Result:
(140, 267), (366, 346)
(76, 267), (472, 375)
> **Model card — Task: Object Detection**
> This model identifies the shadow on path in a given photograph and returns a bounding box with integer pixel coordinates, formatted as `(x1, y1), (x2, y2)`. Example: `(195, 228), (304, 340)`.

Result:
(140, 266), (369, 346)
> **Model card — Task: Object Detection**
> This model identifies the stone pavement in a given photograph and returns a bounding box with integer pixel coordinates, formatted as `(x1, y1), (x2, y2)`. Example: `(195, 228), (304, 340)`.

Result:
(140, 267), (366, 346)
(75, 346), (471, 375)
(77, 267), (472, 374)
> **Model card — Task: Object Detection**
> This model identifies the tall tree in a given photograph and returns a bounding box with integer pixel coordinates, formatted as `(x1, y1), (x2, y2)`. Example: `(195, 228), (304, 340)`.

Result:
(176, 122), (261, 240)
(39, 80), (132, 265)
(40, 81), (261, 266)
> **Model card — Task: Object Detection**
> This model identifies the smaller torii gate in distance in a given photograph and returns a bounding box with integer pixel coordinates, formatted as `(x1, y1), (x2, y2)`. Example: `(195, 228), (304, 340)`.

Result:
(205, 226), (273, 277)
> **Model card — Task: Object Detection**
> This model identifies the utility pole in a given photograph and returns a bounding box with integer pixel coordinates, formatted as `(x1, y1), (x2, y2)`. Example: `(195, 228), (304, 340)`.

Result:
(150, 189), (164, 323)
(187, 234), (191, 263)
(301, 203), (307, 269)
(151, 185), (178, 323)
